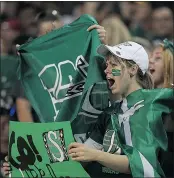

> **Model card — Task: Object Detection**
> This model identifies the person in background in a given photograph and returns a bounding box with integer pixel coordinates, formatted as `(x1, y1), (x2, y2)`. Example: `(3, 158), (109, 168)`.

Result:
(1, 19), (20, 54)
(0, 39), (8, 56)
(17, 3), (38, 37)
(149, 39), (174, 177)
(35, 10), (63, 37)
(0, 115), (9, 177)
(97, 2), (131, 45)
(119, 2), (135, 29)
(0, 37), (35, 124)
(151, 7), (173, 45)
(0, 54), (34, 173)
(149, 39), (173, 89)
(130, 2), (152, 40)
(71, 2), (99, 22)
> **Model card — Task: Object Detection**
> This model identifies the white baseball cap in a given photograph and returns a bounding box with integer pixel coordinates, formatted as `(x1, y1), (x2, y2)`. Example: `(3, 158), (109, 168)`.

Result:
(97, 41), (149, 75)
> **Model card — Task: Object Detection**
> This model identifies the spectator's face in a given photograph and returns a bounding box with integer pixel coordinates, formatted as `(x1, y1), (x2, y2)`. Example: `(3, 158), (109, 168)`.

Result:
(19, 8), (36, 30)
(0, 115), (9, 154)
(38, 20), (63, 37)
(95, 4), (112, 24)
(1, 22), (19, 44)
(119, 2), (135, 20)
(82, 2), (99, 17)
(149, 47), (164, 87)
(134, 2), (152, 22)
(152, 8), (173, 36)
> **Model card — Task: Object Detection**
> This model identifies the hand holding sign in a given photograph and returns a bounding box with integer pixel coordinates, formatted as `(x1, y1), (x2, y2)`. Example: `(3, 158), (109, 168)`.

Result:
(1, 157), (11, 177)
(68, 142), (98, 162)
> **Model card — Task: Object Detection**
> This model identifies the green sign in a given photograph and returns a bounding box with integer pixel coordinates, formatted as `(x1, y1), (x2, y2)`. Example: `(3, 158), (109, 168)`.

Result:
(8, 121), (90, 178)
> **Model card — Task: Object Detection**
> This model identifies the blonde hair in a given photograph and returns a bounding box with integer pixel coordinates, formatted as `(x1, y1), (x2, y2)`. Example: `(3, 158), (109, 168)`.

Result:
(101, 17), (131, 45)
(160, 45), (174, 88)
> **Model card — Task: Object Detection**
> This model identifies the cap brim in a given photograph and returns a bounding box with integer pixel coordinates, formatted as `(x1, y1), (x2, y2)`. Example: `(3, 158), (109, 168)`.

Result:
(97, 44), (109, 56)
(97, 44), (119, 57)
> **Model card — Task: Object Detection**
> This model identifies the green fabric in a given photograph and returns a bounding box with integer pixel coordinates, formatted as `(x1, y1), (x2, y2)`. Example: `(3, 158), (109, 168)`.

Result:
(163, 38), (174, 53)
(86, 111), (131, 177)
(111, 88), (174, 178)
(9, 121), (90, 177)
(87, 88), (174, 178)
(17, 14), (106, 124)
(71, 81), (109, 142)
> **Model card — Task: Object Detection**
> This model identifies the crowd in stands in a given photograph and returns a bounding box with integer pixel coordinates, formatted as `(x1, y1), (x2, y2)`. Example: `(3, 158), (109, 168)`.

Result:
(0, 1), (173, 177)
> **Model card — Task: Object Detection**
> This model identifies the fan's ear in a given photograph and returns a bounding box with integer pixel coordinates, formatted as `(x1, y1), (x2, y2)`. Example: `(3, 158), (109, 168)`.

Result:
(129, 64), (139, 77)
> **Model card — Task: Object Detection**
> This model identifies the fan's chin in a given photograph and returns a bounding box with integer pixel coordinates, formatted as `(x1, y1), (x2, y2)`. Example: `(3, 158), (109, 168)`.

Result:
(110, 86), (120, 95)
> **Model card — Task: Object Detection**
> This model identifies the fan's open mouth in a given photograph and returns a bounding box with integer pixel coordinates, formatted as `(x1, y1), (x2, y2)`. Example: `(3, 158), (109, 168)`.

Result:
(107, 78), (115, 88)
(149, 68), (155, 74)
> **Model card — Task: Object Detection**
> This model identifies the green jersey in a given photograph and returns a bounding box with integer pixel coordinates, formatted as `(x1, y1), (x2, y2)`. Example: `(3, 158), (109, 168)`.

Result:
(85, 88), (174, 178)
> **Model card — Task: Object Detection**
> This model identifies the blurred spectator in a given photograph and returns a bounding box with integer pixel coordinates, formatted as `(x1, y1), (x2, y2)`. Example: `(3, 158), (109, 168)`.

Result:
(78, 2), (99, 18)
(0, 39), (8, 56)
(119, 2), (135, 28)
(0, 54), (37, 164)
(130, 2), (153, 39)
(0, 55), (35, 123)
(36, 10), (63, 37)
(152, 7), (173, 44)
(17, 3), (37, 36)
(1, 19), (20, 53)
(0, 55), (20, 162)
(70, 2), (99, 23)
(0, 115), (9, 161)
(132, 2), (152, 25)
(95, 2), (114, 24)
(149, 41), (173, 89)
(99, 2), (131, 45)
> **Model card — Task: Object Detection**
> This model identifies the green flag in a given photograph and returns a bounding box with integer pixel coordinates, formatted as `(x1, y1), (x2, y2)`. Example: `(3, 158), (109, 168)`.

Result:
(17, 14), (106, 124)
(111, 88), (174, 178)
(8, 121), (90, 178)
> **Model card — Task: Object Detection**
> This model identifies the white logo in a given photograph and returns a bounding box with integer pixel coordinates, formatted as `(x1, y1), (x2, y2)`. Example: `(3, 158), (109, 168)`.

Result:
(103, 130), (121, 154)
(118, 99), (144, 146)
(119, 100), (144, 125)
(38, 55), (88, 121)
